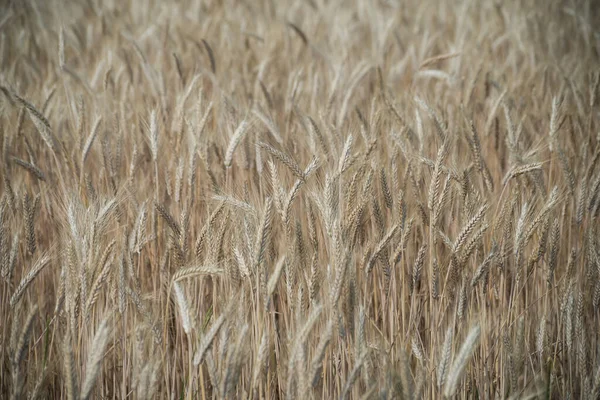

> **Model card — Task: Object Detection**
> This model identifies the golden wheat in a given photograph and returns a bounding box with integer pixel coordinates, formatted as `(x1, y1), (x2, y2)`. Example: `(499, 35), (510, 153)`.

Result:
(1, 0), (599, 398)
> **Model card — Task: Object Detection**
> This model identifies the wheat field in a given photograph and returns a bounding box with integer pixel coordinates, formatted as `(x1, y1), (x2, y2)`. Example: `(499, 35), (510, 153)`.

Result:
(0, 0), (599, 398)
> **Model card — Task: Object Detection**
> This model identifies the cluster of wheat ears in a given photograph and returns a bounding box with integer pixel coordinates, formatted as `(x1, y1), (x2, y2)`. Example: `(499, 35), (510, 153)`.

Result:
(0, 0), (599, 398)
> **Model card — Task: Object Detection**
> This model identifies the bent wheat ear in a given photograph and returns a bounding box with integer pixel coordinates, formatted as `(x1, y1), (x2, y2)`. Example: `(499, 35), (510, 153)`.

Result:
(428, 136), (450, 212)
(259, 143), (306, 181)
(81, 116), (102, 166)
(85, 247), (114, 320)
(309, 319), (333, 387)
(252, 330), (270, 391)
(438, 326), (453, 390)
(172, 282), (191, 335)
(23, 193), (37, 255)
(412, 244), (427, 292)
(12, 157), (46, 181)
(444, 325), (481, 396)
(338, 134), (353, 176)
(10, 253), (50, 307)
(503, 163), (544, 185)
(194, 313), (227, 366)
(148, 109), (158, 162)
(253, 108), (283, 144)
(58, 26), (65, 68)
(224, 118), (249, 168)
(340, 351), (367, 400)
(12, 304), (38, 367)
(15, 94), (57, 152)
(366, 224), (398, 274)
(155, 202), (181, 237)
(172, 265), (223, 282)
(80, 318), (111, 400)
(63, 335), (77, 400)
(267, 256), (286, 299)
(253, 197), (273, 270)
(548, 96), (562, 150)
(453, 204), (487, 253)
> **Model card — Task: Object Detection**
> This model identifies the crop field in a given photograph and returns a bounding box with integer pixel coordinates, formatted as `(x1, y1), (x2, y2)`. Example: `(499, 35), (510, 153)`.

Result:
(0, 0), (599, 398)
